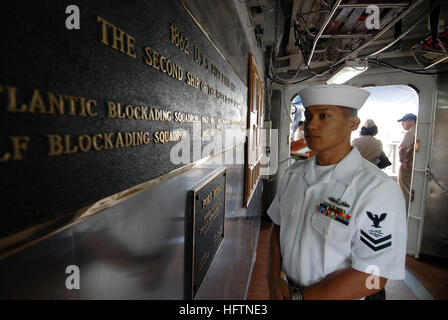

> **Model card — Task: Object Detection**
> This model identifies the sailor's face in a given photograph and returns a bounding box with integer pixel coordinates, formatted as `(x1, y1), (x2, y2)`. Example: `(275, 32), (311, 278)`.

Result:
(304, 105), (356, 152)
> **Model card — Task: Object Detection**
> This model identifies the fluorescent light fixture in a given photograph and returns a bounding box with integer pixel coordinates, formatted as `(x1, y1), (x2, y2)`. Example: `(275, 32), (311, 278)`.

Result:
(327, 59), (368, 84)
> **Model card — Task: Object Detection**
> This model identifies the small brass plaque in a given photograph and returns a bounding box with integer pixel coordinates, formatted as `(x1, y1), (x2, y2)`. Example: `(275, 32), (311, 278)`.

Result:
(185, 168), (226, 299)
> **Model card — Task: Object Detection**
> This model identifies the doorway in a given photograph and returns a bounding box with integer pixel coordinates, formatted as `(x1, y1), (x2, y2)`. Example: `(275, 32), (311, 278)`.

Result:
(351, 85), (419, 178)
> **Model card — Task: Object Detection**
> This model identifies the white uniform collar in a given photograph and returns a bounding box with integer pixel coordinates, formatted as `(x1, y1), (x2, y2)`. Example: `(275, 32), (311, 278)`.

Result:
(303, 147), (363, 187)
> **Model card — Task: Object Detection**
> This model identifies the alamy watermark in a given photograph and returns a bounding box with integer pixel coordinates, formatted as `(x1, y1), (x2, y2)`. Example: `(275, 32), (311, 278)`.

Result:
(365, 5), (380, 30)
(65, 5), (80, 30)
(65, 265), (80, 290)
(365, 265), (381, 290)
(168, 124), (279, 176)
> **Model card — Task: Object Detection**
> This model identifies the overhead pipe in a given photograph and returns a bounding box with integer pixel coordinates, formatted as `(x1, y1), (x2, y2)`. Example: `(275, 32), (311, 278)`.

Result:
(332, 0), (424, 66)
(367, 0), (440, 57)
(339, 3), (411, 9)
(306, 0), (342, 66)
(424, 54), (448, 69)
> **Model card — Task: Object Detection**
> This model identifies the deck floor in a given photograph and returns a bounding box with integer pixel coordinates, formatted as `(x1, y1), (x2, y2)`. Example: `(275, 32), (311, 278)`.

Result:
(247, 219), (448, 300)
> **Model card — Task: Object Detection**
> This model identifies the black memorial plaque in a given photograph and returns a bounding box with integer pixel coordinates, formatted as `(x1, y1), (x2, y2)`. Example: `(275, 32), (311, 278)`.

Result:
(185, 168), (226, 299)
(0, 1), (247, 238)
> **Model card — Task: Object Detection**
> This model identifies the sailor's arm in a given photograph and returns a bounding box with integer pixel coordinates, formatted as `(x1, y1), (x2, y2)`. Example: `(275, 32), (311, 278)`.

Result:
(302, 267), (386, 300)
(267, 223), (290, 300)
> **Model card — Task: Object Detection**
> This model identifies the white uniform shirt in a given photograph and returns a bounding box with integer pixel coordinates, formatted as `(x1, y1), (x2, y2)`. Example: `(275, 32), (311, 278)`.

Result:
(267, 148), (407, 287)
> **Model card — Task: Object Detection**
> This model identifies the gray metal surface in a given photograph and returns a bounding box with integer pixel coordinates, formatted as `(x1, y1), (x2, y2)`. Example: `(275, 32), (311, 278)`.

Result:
(422, 73), (448, 258)
(183, 0), (265, 82)
(0, 162), (263, 299)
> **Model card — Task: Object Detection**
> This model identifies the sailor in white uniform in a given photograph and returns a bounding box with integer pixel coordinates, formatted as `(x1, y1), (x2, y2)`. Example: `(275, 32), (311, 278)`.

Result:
(267, 85), (407, 300)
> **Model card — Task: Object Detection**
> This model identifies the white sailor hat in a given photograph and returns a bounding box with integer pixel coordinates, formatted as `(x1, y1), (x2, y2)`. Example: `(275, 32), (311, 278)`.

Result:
(363, 119), (376, 128)
(299, 84), (370, 110)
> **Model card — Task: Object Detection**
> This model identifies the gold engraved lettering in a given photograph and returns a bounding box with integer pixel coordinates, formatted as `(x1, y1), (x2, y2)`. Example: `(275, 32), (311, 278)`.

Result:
(77, 97), (88, 117)
(47, 135), (64, 156)
(64, 95), (79, 116)
(144, 46), (183, 80)
(213, 225), (224, 243)
(5, 87), (97, 117)
(93, 134), (104, 151)
(6, 137), (30, 161)
(160, 56), (167, 73)
(86, 99), (98, 117)
(200, 81), (208, 93)
(141, 106), (148, 120)
(143, 132), (150, 144)
(211, 64), (221, 80)
(202, 193), (212, 208)
(144, 47), (153, 66)
(134, 106), (142, 120)
(203, 208), (212, 221)
(174, 111), (199, 123)
(152, 50), (160, 71)
(115, 132), (124, 148)
(155, 109), (161, 121)
(126, 34), (137, 59)
(111, 25), (126, 53)
(117, 103), (126, 119)
(125, 105), (134, 119)
(166, 59), (173, 76)
(208, 86), (215, 97)
(64, 134), (78, 154)
(0, 152), (10, 162)
(97, 16), (137, 59)
(107, 101), (118, 118)
(125, 132), (133, 147)
(5, 86), (26, 113)
(165, 110), (172, 121)
(47, 132), (150, 156)
(78, 135), (92, 152)
(198, 251), (210, 274)
(194, 46), (209, 70)
(200, 219), (213, 235)
(186, 72), (200, 89)
(104, 133), (114, 150)
(97, 16), (111, 46)
(135, 132), (142, 146)
(169, 24), (190, 55)
(213, 184), (222, 197)
(29, 89), (47, 114)
(221, 74), (230, 88)
(148, 108), (155, 121)
(47, 92), (64, 115)
(153, 130), (187, 144)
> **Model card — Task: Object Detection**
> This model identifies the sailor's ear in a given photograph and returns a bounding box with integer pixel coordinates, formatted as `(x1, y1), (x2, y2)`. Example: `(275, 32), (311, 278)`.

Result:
(348, 116), (361, 132)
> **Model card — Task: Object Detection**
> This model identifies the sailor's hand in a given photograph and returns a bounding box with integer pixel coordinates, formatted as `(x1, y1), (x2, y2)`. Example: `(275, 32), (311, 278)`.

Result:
(268, 278), (291, 300)
(400, 160), (412, 170)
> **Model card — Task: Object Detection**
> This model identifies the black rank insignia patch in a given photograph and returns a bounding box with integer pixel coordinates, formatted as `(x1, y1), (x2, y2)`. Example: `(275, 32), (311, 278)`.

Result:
(360, 230), (392, 252)
(361, 211), (392, 251)
(366, 211), (387, 228)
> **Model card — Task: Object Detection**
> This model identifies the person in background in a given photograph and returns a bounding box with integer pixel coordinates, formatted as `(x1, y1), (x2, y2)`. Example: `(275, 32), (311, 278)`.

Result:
(293, 121), (305, 141)
(397, 113), (417, 211)
(352, 119), (383, 165)
(291, 121), (316, 159)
